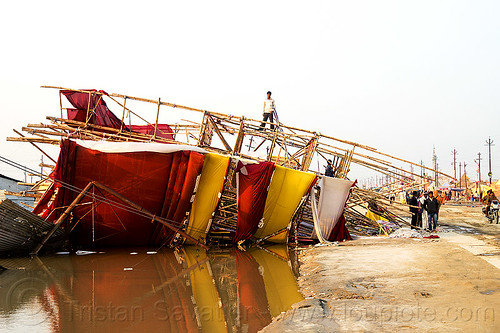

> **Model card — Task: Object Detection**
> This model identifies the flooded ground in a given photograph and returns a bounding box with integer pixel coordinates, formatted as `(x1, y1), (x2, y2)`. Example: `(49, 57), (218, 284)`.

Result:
(262, 205), (500, 332)
(0, 245), (303, 333)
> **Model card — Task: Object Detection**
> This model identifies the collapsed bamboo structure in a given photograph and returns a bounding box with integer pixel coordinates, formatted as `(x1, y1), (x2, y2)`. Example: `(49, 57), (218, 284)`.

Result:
(6, 86), (452, 242)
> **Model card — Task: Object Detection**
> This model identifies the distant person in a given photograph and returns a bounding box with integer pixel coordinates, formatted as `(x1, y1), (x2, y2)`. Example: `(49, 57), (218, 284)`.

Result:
(419, 191), (429, 229)
(325, 159), (334, 177)
(482, 189), (497, 216)
(423, 191), (439, 232)
(408, 191), (419, 230)
(259, 91), (276, 130)
(435, 191), (444, 219)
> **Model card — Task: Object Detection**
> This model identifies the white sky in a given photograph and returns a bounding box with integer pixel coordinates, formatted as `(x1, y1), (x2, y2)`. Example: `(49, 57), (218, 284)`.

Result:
(1, 0), (499, 183)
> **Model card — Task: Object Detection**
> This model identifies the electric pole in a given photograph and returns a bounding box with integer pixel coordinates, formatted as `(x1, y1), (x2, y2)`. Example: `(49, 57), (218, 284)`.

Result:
(475, 152), (482, 199)
(485, 137), (494, 185)
(464, 162), (467, 190)
(432, 146), (438, 188)
(459, 162), (462, 188)
(475, 152), (482, 184)
(451, 148), (457, 181)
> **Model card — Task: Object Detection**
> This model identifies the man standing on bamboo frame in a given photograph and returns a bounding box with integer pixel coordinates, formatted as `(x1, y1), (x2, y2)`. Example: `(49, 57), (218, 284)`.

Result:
(259, 91), (275, 130)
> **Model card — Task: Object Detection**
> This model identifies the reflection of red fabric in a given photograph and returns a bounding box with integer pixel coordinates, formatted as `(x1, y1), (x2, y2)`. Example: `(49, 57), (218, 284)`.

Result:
(38, 139), (204, 247)
(327, 213), (352, 241)
(235, 249), (272, 332)
(57, 251), (198, 332)
(233, 162), (275, 243)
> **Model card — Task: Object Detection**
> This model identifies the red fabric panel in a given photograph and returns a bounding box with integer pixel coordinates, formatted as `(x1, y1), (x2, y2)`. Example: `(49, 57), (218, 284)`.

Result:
(63, 90), (175, 141)
(235, 249), (272, 332)
(327, 213), (352, 242)
(32, 182), (58, 219)
(159, 151), (205, 244)
(233, 161), (275, 243)
(172, 152), (205, 222)
(129, 124), (174, 140)
(166, 152), (190, 220)
(40, 139), (79, 223)
(66, 108), (87, 122)
(62, 90), (123, 129)
(46, 139), (204, 247)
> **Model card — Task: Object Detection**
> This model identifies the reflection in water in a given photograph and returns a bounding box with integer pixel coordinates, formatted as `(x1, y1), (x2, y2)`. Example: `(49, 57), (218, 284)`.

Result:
(0, 246), (303, 332)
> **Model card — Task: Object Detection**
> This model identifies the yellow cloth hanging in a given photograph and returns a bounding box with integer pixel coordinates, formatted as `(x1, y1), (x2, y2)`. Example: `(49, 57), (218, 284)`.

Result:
(185, 153), (229, 244)
(253, 166), (316, 243)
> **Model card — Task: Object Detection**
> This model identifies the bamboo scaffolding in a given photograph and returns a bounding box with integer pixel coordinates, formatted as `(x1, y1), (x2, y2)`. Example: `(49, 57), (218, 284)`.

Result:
(6, 85), (460, 246)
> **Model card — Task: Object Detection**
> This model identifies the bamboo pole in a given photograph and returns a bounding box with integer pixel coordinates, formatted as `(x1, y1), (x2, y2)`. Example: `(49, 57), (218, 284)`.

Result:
(92, 181), (209, 250)
(153, 98), (161, 139)
(31, 181), (95, 255)
(12, 129), (57, 163)
(42, 85), (232, 119)
(207, 114), (232, 153)
(119, 96), (127, 134)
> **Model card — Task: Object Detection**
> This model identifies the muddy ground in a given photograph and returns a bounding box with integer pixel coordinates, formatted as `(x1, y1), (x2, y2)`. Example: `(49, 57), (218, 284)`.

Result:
(261, 204), (500, 332)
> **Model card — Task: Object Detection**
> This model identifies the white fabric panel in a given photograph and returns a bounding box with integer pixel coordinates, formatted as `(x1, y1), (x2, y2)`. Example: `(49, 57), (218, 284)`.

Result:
(312, 177), (353, 242)
(74, 139), (207, 154)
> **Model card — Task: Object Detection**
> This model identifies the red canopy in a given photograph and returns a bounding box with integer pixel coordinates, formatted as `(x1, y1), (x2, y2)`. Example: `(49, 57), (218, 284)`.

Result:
(34, 139), (205, 247)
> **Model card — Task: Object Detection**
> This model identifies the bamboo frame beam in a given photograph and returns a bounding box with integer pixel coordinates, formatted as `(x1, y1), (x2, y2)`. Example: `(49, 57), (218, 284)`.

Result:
(12, 129), (57, 163)
(207, 114), (232, 153)
(31, 181), (94, 255)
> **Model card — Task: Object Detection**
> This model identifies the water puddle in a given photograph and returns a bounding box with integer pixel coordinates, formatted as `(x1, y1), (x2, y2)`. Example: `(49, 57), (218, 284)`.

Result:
(0, 245), (303, 332)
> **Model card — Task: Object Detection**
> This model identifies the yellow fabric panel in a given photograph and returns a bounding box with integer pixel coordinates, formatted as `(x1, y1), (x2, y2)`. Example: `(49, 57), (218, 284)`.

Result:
(253, 166), (316, 243)
(183, 247), (226, 332)
(250, 246), (304, 318)
(185, 153), (229, 244)
(365, 209), (388, 222)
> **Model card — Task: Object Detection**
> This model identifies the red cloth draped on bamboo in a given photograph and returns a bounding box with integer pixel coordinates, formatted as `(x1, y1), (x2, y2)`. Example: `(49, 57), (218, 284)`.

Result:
(232, 161), (275, 243)
(129, 124), (174, 140)
(327, 213), (352, 241)
(151, 151), (205, 245)
(62, 90), (123, 129)
(34, 139), (204, 247)
(235, 249), (272, 332)
(62, 90), (174, 140)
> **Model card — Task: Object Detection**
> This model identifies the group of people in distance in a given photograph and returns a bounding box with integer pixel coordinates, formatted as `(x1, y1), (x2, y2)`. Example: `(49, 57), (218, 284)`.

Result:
(407, 190), (442, 231)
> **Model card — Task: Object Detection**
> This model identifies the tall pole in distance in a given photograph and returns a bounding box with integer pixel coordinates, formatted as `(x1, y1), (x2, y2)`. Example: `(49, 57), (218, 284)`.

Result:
(451, 149), (457, 181)
(475, 152), (482, 198)
(459, 162), (462, 188)
(476, 152), (482, 183)
(464, 162), (467, 191)
(485, 137), (494, 185)
(432, 146), (438, 188)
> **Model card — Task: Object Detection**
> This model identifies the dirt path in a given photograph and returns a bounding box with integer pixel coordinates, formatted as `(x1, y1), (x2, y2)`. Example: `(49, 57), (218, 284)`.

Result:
(261, 205), (500, 332)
